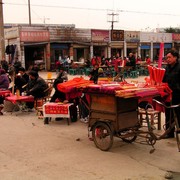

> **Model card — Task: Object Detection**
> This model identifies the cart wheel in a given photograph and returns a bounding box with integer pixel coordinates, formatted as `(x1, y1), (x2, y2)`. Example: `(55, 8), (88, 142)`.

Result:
(146, 134), (156, 146)
(92, 122), (113, 151)
(120, 130), (137, 143)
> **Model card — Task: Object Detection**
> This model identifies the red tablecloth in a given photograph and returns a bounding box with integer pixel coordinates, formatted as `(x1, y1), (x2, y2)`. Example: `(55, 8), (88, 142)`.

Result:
(5, 95), (34, 104)
(43, 102), (72, 118)
(0, 90), (11, 96)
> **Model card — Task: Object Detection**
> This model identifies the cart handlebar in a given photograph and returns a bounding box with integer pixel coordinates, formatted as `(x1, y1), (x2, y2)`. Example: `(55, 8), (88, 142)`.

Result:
(152, 99), (180, 109)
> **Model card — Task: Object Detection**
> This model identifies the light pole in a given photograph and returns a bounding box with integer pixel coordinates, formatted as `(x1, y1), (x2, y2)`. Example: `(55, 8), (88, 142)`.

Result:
(28, 0), (31, 25)
(0, 0), (5, 60)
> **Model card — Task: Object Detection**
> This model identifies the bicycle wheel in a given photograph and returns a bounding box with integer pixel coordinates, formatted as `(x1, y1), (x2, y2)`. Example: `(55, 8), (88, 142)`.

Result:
(92, 122), (113, 151)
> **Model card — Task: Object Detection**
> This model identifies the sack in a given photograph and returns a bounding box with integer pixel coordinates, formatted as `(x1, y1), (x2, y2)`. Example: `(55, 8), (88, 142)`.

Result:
(3, 100), (20, 112)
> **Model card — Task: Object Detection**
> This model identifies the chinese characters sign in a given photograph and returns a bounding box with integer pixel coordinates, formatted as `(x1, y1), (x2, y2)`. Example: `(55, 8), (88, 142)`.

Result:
(20, 31), (50, 42)
(125, 31), (140, 42)
(111, 30), (124, 41)
(44, 104), (69, 115)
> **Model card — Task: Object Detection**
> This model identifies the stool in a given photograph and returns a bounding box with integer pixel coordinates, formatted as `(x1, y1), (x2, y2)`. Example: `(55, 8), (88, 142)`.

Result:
(77, 68), (84, 75)
(84, 68), (91, 76)
(138, 108), (161, 130)
(130, 71), (138, 78)
(69, 69), (77, 75)
(137, 68), (144, 76)
(143, 69), (149, 76)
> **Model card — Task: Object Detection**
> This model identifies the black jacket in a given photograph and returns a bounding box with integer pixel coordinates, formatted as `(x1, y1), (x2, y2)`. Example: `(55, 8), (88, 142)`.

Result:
(163, 61), (180, 100)
(26, 76), (48, 98)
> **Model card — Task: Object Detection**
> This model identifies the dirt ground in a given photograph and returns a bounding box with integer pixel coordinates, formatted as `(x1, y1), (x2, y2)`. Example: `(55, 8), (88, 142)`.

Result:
(0, 72), (180, 180)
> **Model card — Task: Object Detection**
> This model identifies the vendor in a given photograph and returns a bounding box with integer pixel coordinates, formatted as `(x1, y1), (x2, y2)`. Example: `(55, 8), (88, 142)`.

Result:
(50, 67), (68, 102)
(89, 64), (99, 84)
(162, 48), (180, 138)
(26, 70), (48, 109)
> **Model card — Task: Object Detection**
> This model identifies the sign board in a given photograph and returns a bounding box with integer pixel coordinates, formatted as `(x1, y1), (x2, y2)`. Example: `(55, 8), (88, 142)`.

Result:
(20, 31), (50, 42)
(172, 33), (180, 41)
(140, 32), (172, 42)
(111, 30), (124, 41)
(91, 29), (109, 42)
(4, 27), (19, 39)
(125, 31), (140, 42)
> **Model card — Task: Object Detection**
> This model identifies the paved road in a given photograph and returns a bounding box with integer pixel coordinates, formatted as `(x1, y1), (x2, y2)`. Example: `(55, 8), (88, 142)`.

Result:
(0, 72), (180, 180)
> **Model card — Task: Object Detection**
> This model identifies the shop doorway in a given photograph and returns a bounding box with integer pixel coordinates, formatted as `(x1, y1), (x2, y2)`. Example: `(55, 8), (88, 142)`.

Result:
(24, 46), (45, 70)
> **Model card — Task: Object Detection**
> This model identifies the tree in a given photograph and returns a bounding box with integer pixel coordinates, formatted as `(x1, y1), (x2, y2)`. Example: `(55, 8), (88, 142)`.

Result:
(164, 27), (180, 33)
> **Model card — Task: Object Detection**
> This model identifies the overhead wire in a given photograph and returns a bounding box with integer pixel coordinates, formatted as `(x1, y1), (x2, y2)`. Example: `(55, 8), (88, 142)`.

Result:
(3, 2), (180, 17)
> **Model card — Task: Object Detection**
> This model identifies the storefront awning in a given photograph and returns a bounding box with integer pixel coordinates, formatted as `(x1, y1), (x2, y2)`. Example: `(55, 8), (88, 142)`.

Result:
(23, 42), (48, 46)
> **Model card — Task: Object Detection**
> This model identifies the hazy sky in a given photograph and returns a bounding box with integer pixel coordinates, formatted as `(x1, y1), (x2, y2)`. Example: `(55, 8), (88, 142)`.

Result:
(2, 0), (180, 31)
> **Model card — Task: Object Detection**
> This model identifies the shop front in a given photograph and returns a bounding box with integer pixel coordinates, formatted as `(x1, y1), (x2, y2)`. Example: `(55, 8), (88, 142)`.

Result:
(50, 43), (69, 70)
(20, 30), (50, 70)
(24, 43), (46, 70)
(125, 31), (140, 58)
(140, 43), (151, 60)
(91, 29), (109, 59)
(172, 33), (180, 53)
(110, 42), (124, 58)
(140, 32), (172, 61)
(110, 30), (124, 58)
(4, 27), (20, 65)
(72, 43), (90, 61)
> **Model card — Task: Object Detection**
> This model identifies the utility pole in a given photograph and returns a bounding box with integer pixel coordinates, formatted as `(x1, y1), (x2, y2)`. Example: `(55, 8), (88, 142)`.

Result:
(107, 11), (119, 30)
(28, 0), (31, 25)
(0, 0), (5, 60)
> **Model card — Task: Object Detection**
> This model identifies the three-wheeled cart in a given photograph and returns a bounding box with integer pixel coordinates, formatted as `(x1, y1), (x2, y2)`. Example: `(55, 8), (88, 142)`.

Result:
(88, 93), (140, 151)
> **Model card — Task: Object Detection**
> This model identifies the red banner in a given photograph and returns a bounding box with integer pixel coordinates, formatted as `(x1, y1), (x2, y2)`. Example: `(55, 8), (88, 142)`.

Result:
(45, 104), (68, 114)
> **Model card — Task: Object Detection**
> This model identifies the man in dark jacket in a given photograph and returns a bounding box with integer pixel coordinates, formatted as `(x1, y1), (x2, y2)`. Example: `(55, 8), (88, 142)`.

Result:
(89, 64), (99, 84)
(18, 67), (29, 84)
(25, 70), (48, 109)
(163, 48), (180, 138)
(26, 70), (48, 98)
(128, 52), (136, 70)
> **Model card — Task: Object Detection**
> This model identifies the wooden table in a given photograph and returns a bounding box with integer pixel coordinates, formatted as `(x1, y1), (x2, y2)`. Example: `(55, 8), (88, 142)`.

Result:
(5, 95), (34, 114)
(6, 95), (34, 104)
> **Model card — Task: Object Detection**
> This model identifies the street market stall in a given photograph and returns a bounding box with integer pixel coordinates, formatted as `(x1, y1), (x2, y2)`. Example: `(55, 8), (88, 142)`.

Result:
(54, 68), (179, 151)
(82, 82), (164, 151)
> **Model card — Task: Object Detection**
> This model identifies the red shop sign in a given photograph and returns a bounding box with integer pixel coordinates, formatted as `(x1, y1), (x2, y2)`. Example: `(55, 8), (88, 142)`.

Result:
(20, 31), (50, 42)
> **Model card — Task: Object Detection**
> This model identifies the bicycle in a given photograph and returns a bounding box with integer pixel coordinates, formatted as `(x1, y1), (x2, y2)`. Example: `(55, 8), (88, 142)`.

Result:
(142, 99), (180, 152)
